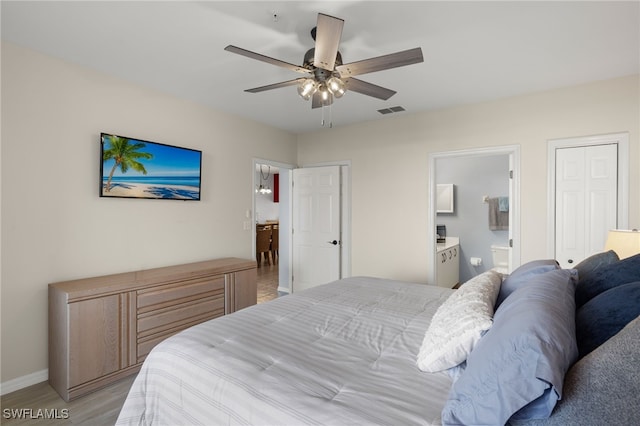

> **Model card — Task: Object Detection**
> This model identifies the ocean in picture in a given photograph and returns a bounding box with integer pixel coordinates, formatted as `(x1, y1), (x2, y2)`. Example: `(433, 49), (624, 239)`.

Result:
(105, 176), (200, 186)
(102, 176), (201, 200)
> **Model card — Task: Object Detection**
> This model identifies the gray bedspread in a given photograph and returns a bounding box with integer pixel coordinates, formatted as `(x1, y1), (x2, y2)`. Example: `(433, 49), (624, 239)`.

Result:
(116, 276), (454, 425)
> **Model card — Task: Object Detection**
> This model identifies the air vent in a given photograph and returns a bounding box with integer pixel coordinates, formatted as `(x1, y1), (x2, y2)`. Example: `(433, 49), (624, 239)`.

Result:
(377, 106), (406, 115)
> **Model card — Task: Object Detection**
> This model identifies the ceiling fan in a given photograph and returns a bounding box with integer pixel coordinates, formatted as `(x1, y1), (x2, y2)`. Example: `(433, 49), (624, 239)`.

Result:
(224, 13), (424, 109)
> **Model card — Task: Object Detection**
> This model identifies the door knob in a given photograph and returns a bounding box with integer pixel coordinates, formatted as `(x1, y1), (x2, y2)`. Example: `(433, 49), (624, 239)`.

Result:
(328, 240), (339, 245)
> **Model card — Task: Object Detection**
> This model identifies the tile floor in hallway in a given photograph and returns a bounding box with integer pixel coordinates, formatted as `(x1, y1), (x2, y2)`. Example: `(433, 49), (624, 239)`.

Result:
(257, 263), (279, 303)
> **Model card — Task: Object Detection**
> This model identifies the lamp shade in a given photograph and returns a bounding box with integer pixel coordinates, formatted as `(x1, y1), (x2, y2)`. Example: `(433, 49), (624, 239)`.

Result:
(604, 229), (640, 259)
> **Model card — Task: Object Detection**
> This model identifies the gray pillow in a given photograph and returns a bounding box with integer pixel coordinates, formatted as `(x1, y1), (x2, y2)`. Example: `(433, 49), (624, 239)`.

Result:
(495, 259), (559, 308)
(511, 315), (640, 426)
(442, 269), (578, 425)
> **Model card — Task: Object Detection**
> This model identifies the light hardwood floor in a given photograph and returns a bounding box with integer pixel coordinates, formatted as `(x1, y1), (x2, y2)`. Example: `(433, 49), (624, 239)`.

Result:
(1, 266), (279, 425)
(0, 375), (135, 425)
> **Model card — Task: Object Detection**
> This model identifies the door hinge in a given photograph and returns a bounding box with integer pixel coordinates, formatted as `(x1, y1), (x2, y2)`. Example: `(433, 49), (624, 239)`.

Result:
(509, 239), (513, 247)
(509, 170), (513, 179)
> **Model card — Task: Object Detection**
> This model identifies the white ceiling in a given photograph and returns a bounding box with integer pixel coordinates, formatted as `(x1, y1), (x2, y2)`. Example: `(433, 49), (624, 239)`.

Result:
(2, 1), (638, 134)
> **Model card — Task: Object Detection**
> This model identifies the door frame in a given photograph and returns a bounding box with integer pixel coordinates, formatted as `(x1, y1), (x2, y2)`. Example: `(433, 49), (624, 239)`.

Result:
(427, 145), (521, 285)
(546, 132), (629, 258)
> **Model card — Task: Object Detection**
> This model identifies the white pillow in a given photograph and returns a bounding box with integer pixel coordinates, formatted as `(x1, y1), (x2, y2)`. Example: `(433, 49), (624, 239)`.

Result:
(417, 270), (502, 372)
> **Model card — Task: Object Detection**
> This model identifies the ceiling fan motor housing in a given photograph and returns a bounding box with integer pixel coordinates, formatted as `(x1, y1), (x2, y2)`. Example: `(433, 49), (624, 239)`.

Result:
(304, 48), (343, 75)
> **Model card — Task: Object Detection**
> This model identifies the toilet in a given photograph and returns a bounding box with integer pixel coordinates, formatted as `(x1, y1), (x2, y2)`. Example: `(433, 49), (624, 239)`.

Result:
(491, 245), (510, 275)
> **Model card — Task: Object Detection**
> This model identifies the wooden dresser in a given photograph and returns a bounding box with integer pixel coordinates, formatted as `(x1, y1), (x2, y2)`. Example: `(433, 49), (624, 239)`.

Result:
(49, 257), (257, 401)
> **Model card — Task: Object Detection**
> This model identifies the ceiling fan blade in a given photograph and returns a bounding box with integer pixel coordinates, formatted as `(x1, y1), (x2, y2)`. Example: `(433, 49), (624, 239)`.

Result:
(225, 45), (311, 75)
(244, 78), (304, 93)
(336, 47), (423, 78)
(312, 91), (333, 109)
(344, 78), (396, 100)
(313, 13), (344, 71)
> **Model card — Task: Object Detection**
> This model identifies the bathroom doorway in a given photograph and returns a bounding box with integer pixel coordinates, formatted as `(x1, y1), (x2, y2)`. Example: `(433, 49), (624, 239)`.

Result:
(427, 146), (521, 285)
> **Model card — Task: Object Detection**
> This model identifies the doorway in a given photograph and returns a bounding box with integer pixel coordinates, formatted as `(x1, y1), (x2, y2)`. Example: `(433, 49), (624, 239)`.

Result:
(252, 160), (352, 299)
(547, 133), (629, 266)
(427, 146), (521, 286)
(253, 159), (294, 302)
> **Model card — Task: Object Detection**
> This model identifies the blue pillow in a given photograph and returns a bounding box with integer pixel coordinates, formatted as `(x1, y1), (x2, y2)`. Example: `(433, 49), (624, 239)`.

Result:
(575, 253), (640, 308)
(495, 259), (559, 308)
(576, 281), (640, 358)
(442, 269), (578, 425)
(574, 250), (619, 283)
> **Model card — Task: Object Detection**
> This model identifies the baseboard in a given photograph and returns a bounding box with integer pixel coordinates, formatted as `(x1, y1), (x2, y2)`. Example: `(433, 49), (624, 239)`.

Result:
(0, 369), (48, 396)
(277, 286), (290, 295)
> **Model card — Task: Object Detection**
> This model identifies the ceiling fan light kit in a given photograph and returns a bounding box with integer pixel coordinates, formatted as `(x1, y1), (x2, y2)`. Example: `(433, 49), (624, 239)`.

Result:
(225, 12), (424, 120)
(326, 76), (346, 98)
(297, 78), (318, 100)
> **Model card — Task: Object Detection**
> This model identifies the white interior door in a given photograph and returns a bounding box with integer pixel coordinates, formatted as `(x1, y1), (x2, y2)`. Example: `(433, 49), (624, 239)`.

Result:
(555, 144), (618, 268)
(292, 166), (341, 292)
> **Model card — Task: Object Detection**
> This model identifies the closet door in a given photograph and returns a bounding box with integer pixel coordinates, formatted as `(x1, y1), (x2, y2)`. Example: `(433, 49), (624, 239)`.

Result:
(555, 144), (618, 268)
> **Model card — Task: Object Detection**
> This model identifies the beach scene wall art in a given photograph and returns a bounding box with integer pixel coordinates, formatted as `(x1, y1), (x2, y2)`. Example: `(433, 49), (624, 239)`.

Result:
(100, 133), (202, 200)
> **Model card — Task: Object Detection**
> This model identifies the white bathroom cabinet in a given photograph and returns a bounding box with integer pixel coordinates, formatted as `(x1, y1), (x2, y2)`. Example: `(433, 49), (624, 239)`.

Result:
(436, 237), (460, 288)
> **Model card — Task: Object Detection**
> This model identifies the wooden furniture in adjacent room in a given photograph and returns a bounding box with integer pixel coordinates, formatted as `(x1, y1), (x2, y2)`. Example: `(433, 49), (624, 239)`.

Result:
(49, 257), (257, 402)
(256, 222), (279, 266)
(256, 224), (272, 266)
(270, 224), (279, 263)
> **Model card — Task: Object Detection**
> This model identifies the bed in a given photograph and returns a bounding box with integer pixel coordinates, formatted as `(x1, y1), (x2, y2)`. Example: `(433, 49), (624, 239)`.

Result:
(116, 252), (640, 426)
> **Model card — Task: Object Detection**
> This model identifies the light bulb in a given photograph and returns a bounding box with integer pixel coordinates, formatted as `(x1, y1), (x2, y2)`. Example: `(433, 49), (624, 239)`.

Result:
(327, 77), (346, 98)
(319, 84), (329, 101)
(297, 79), (317, 100)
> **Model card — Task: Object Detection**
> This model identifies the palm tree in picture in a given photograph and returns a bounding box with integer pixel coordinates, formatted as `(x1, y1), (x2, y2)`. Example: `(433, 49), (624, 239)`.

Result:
(102, 135), (153, 192)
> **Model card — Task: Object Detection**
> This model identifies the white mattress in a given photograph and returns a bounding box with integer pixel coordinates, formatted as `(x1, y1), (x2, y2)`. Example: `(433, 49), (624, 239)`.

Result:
(116, 276), (454, 425)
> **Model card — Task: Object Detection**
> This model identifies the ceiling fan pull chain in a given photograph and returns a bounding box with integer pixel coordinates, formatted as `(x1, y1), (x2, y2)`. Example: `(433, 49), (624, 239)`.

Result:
(320, 103), (334, 128)
(329, 103), (333, 128)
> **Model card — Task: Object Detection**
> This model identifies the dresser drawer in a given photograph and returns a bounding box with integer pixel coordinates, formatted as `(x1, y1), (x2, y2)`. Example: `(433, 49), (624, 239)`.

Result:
(136, 309), (223, 361)
(137, 276), (225, 313)
(137, 295), (224, 336)
(136, 296), (225, 361)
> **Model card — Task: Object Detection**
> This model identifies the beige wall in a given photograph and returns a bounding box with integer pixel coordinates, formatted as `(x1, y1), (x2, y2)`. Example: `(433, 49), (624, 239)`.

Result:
(0, 42), (297, 383)
(2, 40), (638, 387)
(297, 75), (640, 282)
